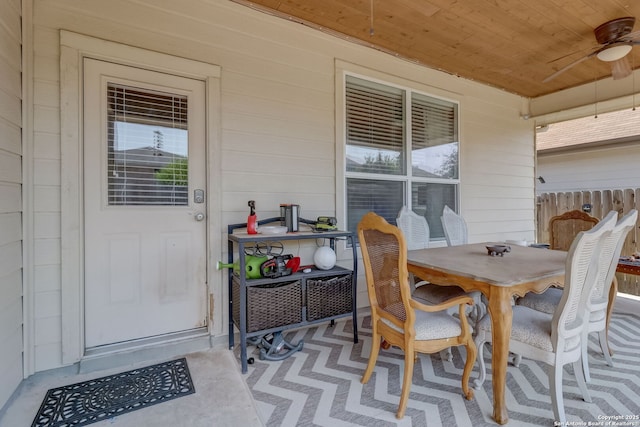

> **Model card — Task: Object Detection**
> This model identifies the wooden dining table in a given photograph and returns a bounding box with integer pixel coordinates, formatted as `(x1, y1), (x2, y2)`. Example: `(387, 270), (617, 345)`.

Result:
(616, 257), (640, 275)
(407, 242), (567, 425)
(610, 257), (640, 347)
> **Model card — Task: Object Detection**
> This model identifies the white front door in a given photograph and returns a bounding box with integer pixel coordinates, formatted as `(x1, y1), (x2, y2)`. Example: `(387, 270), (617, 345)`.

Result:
(83, 58), (207, 349)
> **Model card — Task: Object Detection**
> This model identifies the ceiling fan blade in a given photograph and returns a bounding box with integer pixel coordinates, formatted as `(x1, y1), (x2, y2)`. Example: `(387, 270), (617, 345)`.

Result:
(611, 56), (632, 79)
(618, 29), (640, 42)
(546, 43), (605, 65)
(542, 54), (594, 83)
(547, 48), (591, 64)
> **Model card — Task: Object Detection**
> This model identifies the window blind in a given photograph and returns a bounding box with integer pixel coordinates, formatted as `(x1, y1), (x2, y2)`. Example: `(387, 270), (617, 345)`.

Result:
(411, 93), (457, 148)
(346, 178), (405, 231)
(107, 83), (189, 206)
(345, 77), (405, 175)
(411, 93), (459, 179)
(108, 85), (187, 129)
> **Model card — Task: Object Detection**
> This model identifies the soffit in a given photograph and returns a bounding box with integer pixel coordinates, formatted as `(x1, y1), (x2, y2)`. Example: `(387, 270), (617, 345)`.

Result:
(234, 0), (640, 99)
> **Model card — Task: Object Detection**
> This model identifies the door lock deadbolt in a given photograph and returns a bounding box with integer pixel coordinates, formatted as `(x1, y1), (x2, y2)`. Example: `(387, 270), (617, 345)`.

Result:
(194, 189), (205, 204)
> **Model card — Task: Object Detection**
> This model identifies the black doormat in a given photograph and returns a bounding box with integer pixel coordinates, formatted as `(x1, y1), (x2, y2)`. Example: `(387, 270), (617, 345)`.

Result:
(32, 357), (195, 427)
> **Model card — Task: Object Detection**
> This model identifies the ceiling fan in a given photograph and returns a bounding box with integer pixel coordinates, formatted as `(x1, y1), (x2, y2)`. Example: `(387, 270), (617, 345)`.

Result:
(544, 17), (640, 83)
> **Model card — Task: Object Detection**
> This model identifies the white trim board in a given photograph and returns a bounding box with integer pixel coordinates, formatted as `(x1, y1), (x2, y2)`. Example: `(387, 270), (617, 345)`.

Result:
(59, 31), (221, 364)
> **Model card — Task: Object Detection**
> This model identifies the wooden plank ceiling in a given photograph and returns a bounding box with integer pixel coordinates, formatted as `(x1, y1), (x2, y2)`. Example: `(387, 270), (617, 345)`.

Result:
(233, 0), (640, 98)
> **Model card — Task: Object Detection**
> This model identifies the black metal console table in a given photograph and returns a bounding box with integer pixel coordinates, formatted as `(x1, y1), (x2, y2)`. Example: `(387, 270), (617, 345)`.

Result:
(227, 217), (358, 373)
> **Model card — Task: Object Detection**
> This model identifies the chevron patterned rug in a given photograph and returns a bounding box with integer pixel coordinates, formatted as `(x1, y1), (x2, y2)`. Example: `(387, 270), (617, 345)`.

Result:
(241, 312), (640, 427)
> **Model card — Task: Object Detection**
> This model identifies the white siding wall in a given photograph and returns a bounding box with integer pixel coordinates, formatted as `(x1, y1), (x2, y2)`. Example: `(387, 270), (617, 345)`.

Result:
(537, 143), (640, 194)
(0, 0), (23, 410)
(29, 24), (62, 371)
(462, 98), (536, 243)
(29, 0), (535, 371)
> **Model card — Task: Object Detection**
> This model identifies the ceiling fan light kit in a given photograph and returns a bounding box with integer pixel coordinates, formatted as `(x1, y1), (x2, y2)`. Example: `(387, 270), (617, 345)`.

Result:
(596, 44), (633, 62)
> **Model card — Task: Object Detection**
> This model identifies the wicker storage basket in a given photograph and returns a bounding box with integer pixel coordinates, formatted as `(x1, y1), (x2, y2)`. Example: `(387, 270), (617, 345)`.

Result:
(306, 274), (353, 321)
(232, 277), (303, 332)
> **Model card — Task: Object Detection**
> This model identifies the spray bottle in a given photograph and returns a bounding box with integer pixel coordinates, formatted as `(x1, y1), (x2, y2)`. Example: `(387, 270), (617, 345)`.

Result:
(247, 200), (258, 234)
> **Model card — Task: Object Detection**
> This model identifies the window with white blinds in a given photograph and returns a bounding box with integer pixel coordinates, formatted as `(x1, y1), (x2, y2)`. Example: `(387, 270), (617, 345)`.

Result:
(411, 93), (458, 179)
(346, 79), (405, 175)
(345, 75), (459, 239)
(107, 83), (189, 206)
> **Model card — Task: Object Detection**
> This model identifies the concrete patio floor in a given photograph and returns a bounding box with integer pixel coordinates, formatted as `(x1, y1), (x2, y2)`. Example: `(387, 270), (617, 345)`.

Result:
(0, 345), (264, 427)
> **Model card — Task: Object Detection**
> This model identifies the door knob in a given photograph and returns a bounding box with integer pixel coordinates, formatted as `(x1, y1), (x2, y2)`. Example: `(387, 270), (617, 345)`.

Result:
(194, 212), (205, 221)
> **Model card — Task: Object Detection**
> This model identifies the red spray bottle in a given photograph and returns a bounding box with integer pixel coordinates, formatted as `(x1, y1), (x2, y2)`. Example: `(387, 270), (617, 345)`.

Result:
(247, 200), (258, 234)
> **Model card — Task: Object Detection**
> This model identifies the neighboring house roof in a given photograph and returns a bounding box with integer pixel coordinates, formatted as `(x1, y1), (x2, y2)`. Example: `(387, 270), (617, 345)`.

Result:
(345, 156), (443, 178)
(112, 146), (185, 168)
(536, 109), (640, 153)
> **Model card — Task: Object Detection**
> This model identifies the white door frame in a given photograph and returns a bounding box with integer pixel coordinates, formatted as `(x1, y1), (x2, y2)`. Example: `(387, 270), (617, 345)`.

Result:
(60, 31), (222, 364)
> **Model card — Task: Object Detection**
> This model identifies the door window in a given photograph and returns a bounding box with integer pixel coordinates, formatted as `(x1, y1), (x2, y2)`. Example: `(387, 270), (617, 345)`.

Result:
(107, 84), (189, 206)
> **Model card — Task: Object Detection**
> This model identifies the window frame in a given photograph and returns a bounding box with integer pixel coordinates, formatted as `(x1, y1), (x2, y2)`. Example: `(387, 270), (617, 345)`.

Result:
(337, 66), (462, 243)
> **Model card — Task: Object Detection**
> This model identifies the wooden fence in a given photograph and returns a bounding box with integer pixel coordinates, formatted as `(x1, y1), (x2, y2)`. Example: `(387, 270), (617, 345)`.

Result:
(536, 189), (640, 295)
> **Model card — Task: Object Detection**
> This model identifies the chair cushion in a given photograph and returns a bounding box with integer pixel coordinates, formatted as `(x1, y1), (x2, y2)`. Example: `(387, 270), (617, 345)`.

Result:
(413, 284), (467, 304)
(510, 306), (555, 352)
(517, 287), (608, 326)
(516, 287), (563, 315)
(477, 305), (580, 352)
(381, 309), (462, 340)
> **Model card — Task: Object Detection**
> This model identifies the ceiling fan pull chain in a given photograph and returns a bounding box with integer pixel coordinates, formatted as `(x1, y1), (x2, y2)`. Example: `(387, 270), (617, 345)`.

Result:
(633, 54), (636, 111)
(594, 74), (598, 119)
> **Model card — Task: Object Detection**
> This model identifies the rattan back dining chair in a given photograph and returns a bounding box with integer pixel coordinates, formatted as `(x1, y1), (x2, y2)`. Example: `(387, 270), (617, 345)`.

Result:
(549, 209), (600, 251)
(474, 212), (617, 424)
(358, 212), (476, 419)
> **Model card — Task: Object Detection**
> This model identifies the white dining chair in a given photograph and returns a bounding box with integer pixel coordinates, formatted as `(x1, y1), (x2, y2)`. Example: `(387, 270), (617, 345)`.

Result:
(397, 206), (472, 361)
(439, 206), (485, 325)
(441, 205), (468, 246)
(474, 212), (617, 424)
(516, 209), (637, 382)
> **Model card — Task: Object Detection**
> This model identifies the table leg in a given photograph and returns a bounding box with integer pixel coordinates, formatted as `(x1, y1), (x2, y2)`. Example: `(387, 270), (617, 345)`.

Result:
(488, 288), (513, 425)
